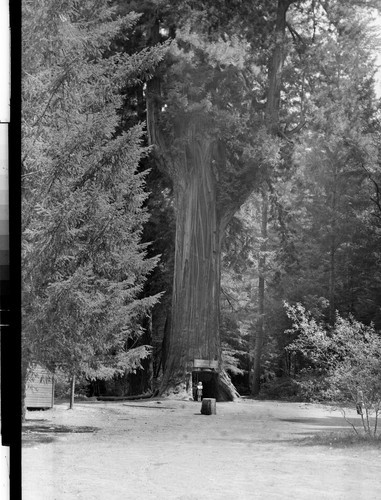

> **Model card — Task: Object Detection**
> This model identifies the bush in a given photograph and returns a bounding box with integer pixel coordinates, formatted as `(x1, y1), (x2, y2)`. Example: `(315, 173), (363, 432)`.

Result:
(292, 372), (333, 402)
(285, 303), (381, 437)
(260, 376), (300, 400)
(53, 370), (90, 399)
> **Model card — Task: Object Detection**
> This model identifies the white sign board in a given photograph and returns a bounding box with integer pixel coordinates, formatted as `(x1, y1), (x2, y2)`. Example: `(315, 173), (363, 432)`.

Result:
(193, 359), (219, 370)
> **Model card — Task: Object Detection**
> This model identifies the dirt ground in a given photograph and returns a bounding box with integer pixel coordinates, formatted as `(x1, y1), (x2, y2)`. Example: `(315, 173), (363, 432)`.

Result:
(22, 398), (381, 499)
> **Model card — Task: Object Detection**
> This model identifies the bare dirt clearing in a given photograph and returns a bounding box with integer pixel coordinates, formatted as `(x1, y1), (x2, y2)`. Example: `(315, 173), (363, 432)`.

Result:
(22, 399), (381, 499)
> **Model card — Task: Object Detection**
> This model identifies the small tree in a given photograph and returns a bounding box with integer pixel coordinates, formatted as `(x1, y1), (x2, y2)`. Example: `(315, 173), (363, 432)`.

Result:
(285, 303), (381, 437)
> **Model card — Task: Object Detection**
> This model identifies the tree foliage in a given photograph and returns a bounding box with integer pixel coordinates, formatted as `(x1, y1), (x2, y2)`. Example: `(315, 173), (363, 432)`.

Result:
(22, 0), (381, 406)
(218, 0), (381, 396)
(22, 0), (167, 394)
(286, 303), (381, 436)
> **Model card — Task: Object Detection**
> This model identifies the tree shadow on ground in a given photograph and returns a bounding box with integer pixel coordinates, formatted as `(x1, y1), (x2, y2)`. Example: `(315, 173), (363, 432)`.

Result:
(277, 416), (367, 427)
(209, 431), (381, 449)
(288, 431), (381, 449)
(24, 419), (49, 423)
(22, 423), (99, 447)
(209, 414), (380, 449)
(276, 416), (380, 448)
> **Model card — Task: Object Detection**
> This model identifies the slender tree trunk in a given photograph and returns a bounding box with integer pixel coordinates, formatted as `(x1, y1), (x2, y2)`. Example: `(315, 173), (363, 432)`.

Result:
(250, 0), (292, 394)
(329, 236), (336, 323)
(251, 190), (268, 396)
(69, 374), (75, 409)
(21, 361), (29, 422)
(265, 0), (293, 134)
(329, 164), (338, 325)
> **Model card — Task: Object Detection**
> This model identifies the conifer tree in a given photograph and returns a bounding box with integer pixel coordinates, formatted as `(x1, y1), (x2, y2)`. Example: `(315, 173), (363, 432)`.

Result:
(22, 0), (167, 413)
(210, 0), (381, 395)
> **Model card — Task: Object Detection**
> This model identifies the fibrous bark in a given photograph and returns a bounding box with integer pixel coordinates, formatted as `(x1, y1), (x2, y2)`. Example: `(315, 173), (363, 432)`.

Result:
(146, 0), (293, 401)
(155, 121), (237, 400)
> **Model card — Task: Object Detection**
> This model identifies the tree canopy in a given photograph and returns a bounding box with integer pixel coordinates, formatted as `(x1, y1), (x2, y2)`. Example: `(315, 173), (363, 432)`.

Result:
(22, 0), (381, 407)
(22, 0), (166, 403)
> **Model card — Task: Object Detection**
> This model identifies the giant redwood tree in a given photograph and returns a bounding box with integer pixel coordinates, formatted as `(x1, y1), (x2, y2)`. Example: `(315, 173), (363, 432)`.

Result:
(144, 0), (297, 399)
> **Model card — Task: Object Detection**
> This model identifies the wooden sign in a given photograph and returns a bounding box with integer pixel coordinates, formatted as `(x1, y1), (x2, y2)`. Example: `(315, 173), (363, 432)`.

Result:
(193, 359), (219, 370)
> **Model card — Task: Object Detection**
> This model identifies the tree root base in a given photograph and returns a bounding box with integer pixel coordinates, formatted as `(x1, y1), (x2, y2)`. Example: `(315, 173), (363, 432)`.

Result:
(159, 370), (239, 402)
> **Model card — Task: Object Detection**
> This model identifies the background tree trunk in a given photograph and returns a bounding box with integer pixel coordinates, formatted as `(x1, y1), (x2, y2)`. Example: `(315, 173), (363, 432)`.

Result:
(251, 190), (268, 396)
(329, 165), (338, 325)
(265, 0), (292, 134)
(250, 0), (291, 395)
(69, 374), (75, 410)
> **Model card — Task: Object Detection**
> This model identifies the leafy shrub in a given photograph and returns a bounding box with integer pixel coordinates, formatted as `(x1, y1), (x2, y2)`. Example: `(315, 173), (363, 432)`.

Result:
(285, 303), (381, 437)
(292, 372), (333, 402)
(53, 371), (71, 399)
(53, 371), (90, 399)
(260, 376), (300, 400)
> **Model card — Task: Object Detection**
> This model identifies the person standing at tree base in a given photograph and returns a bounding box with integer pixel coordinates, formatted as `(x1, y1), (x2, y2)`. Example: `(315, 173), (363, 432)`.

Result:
(197, 382), (203, 402)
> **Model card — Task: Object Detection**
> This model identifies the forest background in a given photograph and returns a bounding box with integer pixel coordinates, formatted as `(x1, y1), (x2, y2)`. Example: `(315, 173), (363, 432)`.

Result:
(22, 0), (381, 417)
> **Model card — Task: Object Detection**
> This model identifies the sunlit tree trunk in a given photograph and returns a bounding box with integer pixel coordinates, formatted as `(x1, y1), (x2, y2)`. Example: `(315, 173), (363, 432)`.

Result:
(69, 374), (75, 409)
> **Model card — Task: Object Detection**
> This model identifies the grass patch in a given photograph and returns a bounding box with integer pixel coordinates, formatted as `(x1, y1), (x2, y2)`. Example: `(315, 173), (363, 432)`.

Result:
(299, 430), (381, 448)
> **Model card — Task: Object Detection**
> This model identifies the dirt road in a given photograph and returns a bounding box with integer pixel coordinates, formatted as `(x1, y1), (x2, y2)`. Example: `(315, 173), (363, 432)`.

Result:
(22, 398), (381, 499)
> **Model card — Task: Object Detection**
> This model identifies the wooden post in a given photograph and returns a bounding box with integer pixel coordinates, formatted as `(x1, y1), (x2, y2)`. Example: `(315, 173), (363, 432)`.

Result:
(201, 398), (216, 415)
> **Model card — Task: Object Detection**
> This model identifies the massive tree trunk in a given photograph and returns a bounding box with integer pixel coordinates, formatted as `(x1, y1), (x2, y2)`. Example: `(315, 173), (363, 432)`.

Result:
(146, 0), (294, 401)
(159, 126), (237, 400)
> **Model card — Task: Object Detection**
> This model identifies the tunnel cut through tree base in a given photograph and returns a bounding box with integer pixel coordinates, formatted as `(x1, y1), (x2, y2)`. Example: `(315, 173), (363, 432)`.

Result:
(192, 370), (218, 400)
